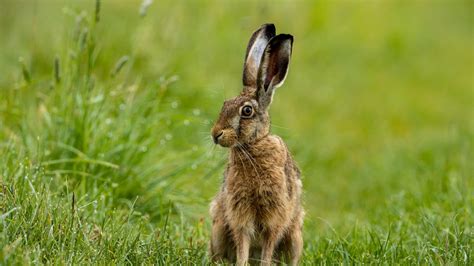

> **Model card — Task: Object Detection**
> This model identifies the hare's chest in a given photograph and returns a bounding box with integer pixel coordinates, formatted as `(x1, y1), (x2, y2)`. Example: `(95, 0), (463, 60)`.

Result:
(225, 166), (287, 218)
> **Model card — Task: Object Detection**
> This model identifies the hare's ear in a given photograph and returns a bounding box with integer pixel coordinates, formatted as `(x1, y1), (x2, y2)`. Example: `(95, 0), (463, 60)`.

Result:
(242, 24), (276, 88)
(256, 34), (293, 110)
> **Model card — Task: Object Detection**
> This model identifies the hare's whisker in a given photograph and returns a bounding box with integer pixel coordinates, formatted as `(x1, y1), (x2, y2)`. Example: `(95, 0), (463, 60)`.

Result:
(234, 147), (248, 179)
(271, 124), (289, 130)
(237, 142), (262, 178)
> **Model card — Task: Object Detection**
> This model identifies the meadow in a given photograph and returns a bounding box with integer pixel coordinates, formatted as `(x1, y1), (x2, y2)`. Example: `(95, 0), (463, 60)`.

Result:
(0, 0), (472, 264)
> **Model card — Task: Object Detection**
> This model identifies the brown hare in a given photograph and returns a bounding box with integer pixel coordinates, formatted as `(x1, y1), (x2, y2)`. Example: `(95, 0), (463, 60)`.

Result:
(209, 24), (304, 266)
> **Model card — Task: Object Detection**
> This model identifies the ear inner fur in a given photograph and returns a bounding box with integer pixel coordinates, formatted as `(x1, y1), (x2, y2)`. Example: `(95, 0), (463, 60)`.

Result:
(257, 34), (293, 110)
(242, 24), (276, 89)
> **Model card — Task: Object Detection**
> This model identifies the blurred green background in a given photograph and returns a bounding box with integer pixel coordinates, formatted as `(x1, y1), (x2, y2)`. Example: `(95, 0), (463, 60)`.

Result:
(0, 0), (472, 264)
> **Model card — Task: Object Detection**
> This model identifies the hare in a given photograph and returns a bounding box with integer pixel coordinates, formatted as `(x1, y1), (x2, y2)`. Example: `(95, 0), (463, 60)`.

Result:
(209, 24), (304, 266)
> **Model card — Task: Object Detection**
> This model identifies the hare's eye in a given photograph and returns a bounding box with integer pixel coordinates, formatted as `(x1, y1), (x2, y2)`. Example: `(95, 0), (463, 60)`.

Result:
(240, 105), (253, 118)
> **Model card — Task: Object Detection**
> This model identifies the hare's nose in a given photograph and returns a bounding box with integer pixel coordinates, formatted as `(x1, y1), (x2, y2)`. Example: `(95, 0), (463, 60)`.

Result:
(212, 131), (224, 144)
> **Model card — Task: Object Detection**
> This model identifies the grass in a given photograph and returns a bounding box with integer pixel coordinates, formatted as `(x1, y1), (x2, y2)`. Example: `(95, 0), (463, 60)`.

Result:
(0, 0), (472, 264)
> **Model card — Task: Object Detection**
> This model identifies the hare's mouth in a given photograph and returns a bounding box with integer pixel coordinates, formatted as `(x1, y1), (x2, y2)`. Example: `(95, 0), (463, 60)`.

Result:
(215, 136), (235, 148)
(212, 131), (223, 144)
(212, 129), (237, 148)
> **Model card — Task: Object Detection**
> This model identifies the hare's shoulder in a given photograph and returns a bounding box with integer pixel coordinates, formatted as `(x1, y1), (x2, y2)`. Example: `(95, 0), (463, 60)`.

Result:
(250, 135), (287, 161)
(270, 134), (302, 187)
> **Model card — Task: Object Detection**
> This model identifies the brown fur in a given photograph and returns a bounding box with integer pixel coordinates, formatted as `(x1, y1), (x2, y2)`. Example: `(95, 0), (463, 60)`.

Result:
(209, 24), (304, 266)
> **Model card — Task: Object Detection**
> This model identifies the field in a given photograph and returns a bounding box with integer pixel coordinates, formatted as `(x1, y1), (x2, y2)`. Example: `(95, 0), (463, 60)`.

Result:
(0, 0), (472, 264)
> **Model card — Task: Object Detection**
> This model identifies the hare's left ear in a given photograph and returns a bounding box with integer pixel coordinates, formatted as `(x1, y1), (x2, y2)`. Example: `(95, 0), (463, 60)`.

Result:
(256, 34), (293, 110)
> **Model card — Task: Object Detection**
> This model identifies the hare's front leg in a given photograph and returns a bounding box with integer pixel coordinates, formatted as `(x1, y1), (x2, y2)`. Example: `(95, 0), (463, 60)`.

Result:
(209, 196), (234, 262)
(233, 229), (250, 266)
(261, 227), (285, 266)
(209, 216), (227, 262)
(287, 225), (303, 266)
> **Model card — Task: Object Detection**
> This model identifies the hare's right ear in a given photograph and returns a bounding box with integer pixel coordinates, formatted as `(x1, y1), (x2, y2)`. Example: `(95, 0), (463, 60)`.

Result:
(242, 24), (276, 88)
(256, 34), (293, 110)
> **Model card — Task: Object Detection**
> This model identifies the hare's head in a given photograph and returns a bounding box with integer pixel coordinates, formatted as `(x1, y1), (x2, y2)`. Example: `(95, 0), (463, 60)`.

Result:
(211, 24), (293, 147)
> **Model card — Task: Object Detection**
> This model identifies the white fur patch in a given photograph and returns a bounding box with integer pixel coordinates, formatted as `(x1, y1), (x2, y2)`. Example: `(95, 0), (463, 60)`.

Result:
(250, 99), (258, 108)
(247, 36), (268, 71)
(230, 115), (240, 130)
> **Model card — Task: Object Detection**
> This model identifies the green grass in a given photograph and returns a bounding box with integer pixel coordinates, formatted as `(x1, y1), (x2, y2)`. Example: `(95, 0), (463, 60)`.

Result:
(0, 0), (472, 264)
